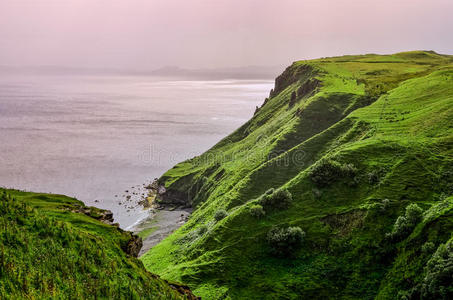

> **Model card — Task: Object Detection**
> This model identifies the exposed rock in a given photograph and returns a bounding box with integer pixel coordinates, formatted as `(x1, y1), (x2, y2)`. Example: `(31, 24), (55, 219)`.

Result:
(77, 207), (115, 225)
(297, 78), (321, 98)
(124, 234), (143, 257)
(158, 185), (166, 195)
(166, 281), (201, 300)
(254, 105), (260, 115)
(272, 64), (315, 97)
(156, 188), (189, 206)
(101, 210), (114, 222)
(145, 179), (160, 190)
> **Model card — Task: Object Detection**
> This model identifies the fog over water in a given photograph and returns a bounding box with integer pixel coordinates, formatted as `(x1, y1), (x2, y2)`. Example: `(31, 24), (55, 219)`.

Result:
(0, 73), (272, 227)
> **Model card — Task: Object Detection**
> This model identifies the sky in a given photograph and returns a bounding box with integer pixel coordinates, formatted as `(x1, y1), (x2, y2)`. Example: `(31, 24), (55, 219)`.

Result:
(0, 0), (452, 70)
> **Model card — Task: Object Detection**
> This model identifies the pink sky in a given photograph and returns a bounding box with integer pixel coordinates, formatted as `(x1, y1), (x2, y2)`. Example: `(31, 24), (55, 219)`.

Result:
(0, 0), (452, 69)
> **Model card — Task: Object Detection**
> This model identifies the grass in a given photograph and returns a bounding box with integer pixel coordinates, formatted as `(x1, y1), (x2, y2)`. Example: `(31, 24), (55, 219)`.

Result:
(0, 188), (189, 299)
(140, 51), (453, 299)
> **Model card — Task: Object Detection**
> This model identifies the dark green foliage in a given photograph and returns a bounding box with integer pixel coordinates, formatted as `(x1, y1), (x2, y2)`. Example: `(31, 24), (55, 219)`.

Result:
(266, 226), (305, 257)
(197, 225), (208, 236)
(214, 209), (228, 221)
(381, 198), (390, 210)
(422, 242), (436, 254)
(421, 240), (453, 299)
(368, 170), (380, 184)
(249, 204), (265, 218)
(387, 204), (423, 241)
(312, 188), (322, 199)
(258, 188), (292, 211)
(309, 159), (358, 187)
(0, 191), (183, 299)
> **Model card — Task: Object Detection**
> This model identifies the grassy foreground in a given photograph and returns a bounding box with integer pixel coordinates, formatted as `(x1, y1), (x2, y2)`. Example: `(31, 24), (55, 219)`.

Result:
(141, 51), (453, 299)
(0, 188), (195, 299)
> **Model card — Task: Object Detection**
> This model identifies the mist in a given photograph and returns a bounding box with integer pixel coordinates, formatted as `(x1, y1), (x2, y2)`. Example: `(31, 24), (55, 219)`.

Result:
(1, 0), (452, 70)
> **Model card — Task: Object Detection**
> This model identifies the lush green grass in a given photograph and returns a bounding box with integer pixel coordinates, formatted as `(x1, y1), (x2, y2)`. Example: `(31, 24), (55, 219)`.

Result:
(0, 189), (189, 299)
(141, 51), (453, 299)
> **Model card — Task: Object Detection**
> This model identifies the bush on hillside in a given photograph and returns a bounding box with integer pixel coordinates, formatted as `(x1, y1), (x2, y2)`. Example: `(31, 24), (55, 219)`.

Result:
(258, 188), (292, 211)
(381, 198), (391, 211)
(309, 159), (357, 187)
(422, 242), (436, 254)
(197, 224), (208, 236)
(267, 226), (305, 257)
(387, 203), (423, 241)
(368, 170), (380, 185)
(421, 240), (453, 299)
(214, 209), (228, 221)
(249, 204), (266, 219)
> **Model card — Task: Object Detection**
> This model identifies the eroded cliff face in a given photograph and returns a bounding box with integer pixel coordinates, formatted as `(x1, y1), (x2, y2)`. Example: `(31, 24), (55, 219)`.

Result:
(270, 64), (316, 97)
(156, 185), (191, 206)
(123, 233), (143, 257)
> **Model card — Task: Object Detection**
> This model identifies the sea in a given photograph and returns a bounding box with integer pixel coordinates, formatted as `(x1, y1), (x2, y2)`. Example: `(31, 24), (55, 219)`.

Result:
(0, 72), (273, 228)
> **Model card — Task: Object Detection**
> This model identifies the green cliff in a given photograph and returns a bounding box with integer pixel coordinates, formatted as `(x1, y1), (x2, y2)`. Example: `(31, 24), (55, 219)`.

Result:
(141, 51), (453, 299)
(0, 188), (196, 299)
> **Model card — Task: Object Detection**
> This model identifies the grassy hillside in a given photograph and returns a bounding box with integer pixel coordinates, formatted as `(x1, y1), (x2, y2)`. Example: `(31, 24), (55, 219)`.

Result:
(141, 51), (453, 299)
(0, 188), (196, 299)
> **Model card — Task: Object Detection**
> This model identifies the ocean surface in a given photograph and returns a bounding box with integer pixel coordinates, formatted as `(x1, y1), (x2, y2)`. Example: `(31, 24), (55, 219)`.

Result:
(0, 73), (273, 228)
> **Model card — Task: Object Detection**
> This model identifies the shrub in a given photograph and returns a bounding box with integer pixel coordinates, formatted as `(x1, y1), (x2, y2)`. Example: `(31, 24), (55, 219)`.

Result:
(387, 203), (423, 241)
(249, 205), (265, 219)
(421, 240), (453, 299)
(405, 203), (424, 224)
(342, 163), (358, 177)
(368, 170), (380, 185)
(197, 225), (208, 236)
(381, 198), (390, 211)
(422, 242), (436, 254)
(214, 209), (228, 221)
(258, 188), (292, 210)
(309, 159), (357, 187)
(267, 226), (305, 257)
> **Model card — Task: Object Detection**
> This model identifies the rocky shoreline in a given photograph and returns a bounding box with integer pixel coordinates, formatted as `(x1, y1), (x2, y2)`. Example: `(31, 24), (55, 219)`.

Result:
(132, 206), (192, 256)
(126, 179), (192, 256)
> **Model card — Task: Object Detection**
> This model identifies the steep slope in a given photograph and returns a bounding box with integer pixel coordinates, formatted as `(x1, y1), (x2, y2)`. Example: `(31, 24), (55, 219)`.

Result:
(141, 51), (453, 299)
(0, 188), (196, 299)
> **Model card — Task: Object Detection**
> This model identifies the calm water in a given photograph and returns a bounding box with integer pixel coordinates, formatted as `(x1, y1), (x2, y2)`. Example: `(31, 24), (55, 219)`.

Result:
(0, 73), (272, 228)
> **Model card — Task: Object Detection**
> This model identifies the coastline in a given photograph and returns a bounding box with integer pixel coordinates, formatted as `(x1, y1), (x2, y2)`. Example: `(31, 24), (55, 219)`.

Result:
(130, 206), (192, 256)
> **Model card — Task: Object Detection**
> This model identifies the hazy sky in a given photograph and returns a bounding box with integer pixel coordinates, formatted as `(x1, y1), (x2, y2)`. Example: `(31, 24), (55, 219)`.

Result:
(0, 0), (452, 70)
